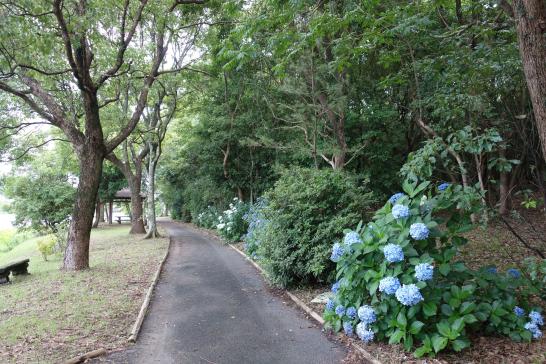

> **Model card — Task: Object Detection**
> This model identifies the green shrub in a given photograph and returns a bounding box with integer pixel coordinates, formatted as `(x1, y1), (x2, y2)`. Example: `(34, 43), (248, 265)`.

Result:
(36, 235), (56, 261)
(324, 179), (544, 357)
(254, 167), (377, 288)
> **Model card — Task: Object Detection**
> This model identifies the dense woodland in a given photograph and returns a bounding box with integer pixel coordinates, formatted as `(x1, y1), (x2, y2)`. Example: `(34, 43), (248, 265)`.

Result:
(159, 0), (546, 221)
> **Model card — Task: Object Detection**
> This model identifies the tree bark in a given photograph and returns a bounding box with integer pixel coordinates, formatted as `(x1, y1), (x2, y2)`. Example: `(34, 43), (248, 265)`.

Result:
(63, 148), (103, 270)
(512, 0), (546, 162)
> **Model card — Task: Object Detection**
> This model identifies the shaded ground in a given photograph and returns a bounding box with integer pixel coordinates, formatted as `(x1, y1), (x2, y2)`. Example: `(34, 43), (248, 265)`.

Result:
(95, 222), (347, 364)
(0, 225), (169, 364)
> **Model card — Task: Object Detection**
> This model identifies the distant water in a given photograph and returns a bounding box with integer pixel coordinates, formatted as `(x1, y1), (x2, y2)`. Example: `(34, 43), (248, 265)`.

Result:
(0, 212), (15, 230)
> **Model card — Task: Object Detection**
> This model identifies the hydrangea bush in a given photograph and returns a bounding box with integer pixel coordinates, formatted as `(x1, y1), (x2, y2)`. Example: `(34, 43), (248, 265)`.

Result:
(242, 198), (268, 258)
(194, 205), (221, 229)
(324, 179), (544, 357)
(215, 198), (249, 242)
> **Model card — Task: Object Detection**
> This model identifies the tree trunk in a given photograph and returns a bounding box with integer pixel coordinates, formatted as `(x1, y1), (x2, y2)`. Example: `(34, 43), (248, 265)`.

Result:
(99, 203), (105, 222)
(128, 180), (146, 234)
(63, 149), (103, 270)
(145, 150), (160, 239)
(498, 150), (511, 215)
(513, 0), (546, 162)
(108, 201), (113, 225)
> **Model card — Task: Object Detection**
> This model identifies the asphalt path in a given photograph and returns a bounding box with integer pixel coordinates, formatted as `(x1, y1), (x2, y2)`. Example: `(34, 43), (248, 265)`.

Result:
(95, 221), (346, 364)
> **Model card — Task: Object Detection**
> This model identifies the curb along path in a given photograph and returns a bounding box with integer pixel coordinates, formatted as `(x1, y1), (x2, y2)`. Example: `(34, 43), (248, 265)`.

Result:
(95, 221), (347, 364)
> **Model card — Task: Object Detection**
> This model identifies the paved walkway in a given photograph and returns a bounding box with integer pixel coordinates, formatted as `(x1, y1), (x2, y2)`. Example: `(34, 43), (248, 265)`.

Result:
(97, 221), (346, 364)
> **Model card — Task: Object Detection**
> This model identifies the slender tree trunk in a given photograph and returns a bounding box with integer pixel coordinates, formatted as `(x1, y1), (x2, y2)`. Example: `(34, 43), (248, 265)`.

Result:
(145, 151), (160, 239)
(498, 150), (511, 215)
(93, 200), (100, 228)
(513, 0), (546, 161)
(108, 201), (113, 225)
(63, 148), (103, 270)
(99, 203), (105, 222)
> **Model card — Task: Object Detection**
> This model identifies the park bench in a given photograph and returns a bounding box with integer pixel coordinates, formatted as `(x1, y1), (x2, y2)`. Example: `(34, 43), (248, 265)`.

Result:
(116, 216), (131, 224)
(0, 258), (30, 284)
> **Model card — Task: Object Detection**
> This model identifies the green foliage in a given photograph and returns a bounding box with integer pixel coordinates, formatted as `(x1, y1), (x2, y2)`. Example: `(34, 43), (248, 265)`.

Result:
(324, 179), (542, 356)
(36, 235), (56, 261)
(254, 167), (377, 287)
(0, 229), (35, 253)
(2, 171), (75, 232)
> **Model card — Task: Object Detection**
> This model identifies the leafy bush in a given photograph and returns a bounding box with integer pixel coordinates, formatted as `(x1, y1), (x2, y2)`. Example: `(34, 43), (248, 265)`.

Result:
(195, 205), (221, 229)
(215, 198), (249, 243)
(36, 235), (56, 261)
(324, 179), (544, 357)
(252, 167), (377, 288)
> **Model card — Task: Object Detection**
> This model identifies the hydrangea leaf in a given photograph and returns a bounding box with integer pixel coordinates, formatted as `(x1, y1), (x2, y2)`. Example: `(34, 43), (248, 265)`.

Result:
(423, 302), (437, 317)
(388, 329), (405, 344)
(409, 321), (425, 334)
(431, 334), (448, 353)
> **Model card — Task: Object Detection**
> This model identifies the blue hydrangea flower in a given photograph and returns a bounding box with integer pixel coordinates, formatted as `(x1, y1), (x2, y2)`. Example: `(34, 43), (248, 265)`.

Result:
(356, 322), (374, 343)
(530, 311), (544, 326)
(335, 305), (346, 317)
(507, 268), (521, 279)
(325, 298), (335, 311)
(344, 231), (362, 246)
(343, 321), (354, 336)
(389, 192), (405, 204)
(414, 263), (434, 281)
(330, 243), (345, 262)
(524, 322), (543, 339)
(514, 306), (525, 317)
(378, 276), (401, 295)
(346, 307), (357, 320)
(331, 281), (341, 294)
(486, 266), (497, 274)
(438, 183), (451, 191)
(392, 204), (410, 219)
(395, 284), (423, 306)
(357, 305), (376, 324)
(383, 244), (404, 263)
(409, 223), (430, 240)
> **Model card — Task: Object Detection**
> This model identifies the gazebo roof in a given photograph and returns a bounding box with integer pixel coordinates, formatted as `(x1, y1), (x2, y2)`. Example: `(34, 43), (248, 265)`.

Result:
(112, 188), (146, 201)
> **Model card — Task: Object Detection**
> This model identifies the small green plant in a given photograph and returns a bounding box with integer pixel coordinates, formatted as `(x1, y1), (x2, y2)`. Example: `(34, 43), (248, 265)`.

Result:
(324, 179), (544, 357)
(36, 235), (56, 261)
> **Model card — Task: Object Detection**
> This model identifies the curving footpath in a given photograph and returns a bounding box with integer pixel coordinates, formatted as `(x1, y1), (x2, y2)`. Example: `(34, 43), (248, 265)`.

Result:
(95, 221), (346, 364)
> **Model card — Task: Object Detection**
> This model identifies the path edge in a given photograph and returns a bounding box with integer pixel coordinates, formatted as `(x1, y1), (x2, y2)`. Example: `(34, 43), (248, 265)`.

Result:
(127, 236), (172, 343)
(228, 244), (383, 364)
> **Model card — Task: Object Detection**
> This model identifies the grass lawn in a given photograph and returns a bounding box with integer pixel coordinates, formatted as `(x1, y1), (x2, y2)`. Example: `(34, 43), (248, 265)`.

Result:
(0, 224), (169, 364)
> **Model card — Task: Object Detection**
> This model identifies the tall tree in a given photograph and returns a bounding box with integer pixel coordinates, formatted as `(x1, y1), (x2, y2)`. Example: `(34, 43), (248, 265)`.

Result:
(507, 0), (546, 162)
(0, 1), (204, 270)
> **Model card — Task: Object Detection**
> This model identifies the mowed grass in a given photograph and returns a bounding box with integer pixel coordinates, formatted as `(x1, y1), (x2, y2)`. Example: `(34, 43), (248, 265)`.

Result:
(0, 224), (169, 364)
